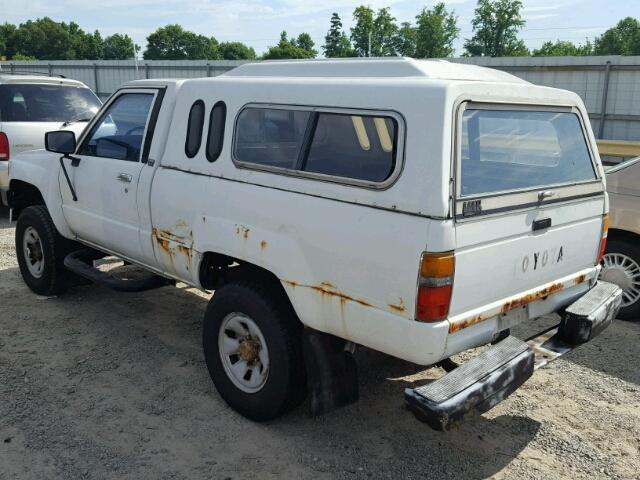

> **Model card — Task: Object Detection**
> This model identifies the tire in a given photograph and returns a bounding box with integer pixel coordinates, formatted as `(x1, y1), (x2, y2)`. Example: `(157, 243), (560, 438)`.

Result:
(601, 237), (640, 321)
(15, 205), (75, 296)
(202, 281), (307, 421)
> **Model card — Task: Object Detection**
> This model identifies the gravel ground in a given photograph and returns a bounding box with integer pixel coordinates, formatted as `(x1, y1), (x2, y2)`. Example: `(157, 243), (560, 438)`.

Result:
(1, 204), (639, 480)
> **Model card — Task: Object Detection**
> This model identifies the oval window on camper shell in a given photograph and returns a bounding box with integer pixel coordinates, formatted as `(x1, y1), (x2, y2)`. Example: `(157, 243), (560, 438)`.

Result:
(233, 106), (398, 184)
(206, 101), (226, 162)
(185, 100), (205, 158)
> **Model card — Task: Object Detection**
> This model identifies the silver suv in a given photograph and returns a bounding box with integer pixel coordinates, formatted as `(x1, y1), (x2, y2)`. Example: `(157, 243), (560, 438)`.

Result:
(0, 73), (101, 205)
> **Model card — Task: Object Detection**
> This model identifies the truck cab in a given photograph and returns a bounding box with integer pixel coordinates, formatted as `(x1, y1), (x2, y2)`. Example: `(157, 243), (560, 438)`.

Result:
(7, 59), (622, 430)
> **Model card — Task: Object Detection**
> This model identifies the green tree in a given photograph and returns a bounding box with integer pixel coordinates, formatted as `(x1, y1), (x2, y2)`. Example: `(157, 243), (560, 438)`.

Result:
(414, 2), (459, 58)
(351, 6), (375, 56)
(394, 22), (416, 57)
(143, 25), (220, 60)
(323, 13), (354, 57)
(0, 23), (17, 59)
(218, 41), (256, 60)
(533, 40), (593, 56)
(351, 6), (398, 57)
(294, 32), (318, 57)
(69, 26), (103, 59)
(12, 17), (75, 60)
(372, 7), (398, 56)
(464, 0), (528, 57)
(11, 53), (36, 60)
(103, 34), (136, 60)
(594, 17), (640, 55)
(262, 31), (316, 60)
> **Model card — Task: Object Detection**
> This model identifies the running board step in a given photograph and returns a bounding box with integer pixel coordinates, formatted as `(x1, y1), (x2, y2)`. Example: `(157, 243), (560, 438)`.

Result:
(405, 336), (534, 431)
(405, 281), (622, 432)
(64, 249), (173, 292)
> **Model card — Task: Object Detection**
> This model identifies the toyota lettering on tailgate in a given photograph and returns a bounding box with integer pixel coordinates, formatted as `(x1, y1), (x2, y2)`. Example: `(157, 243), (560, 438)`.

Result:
(521, 247), (564, 273)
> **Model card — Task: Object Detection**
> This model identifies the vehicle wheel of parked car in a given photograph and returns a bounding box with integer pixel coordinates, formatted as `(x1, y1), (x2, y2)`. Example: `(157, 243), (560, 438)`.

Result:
(202, 281), (307, 421)
(15, 205), (74, 296)
(601, 237), (640, 320)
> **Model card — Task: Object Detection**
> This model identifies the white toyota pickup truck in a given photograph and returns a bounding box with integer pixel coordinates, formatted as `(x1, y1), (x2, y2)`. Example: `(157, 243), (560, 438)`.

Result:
(8, 59), (622, 431)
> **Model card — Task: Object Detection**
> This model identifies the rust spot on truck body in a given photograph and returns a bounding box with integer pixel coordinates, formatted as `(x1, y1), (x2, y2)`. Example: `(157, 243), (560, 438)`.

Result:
(388, 298), (406, 313)
(235, 224), (250, 240)
(499, 282), (564, 314)
(283, 280), (371, 308)
(152, 228), (192, 264)
(260, 240), (268, 250)
(152, 228), (174, 257)
(447, 273), (590, 334)
(177, 245), (193, 262)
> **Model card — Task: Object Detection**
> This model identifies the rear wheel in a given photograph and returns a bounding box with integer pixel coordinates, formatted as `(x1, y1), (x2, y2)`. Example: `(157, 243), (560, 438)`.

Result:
(600, 237), (640, 320)
(15, 205), (74, 296)
(202, 281), (307, 421)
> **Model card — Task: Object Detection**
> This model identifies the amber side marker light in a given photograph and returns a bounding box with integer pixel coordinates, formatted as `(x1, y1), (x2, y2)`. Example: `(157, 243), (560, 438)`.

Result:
(597, 214), (609, 264)
(416, 251), (455, 322)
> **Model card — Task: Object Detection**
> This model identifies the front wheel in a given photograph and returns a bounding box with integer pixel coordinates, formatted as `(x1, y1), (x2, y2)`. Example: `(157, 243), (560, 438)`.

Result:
(600, 237), (640, 320)
(202, 281), (307, 421)
(15, 205), (73, 296)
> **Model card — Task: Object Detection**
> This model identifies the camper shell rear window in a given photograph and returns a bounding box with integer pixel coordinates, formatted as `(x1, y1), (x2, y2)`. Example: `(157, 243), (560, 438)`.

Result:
(233, 105), (401, 187)
(459, 106), (597, 197)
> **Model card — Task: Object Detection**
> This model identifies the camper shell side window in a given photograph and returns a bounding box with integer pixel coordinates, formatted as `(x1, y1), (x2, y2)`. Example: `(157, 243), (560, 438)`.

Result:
(232, 104), (403, 188)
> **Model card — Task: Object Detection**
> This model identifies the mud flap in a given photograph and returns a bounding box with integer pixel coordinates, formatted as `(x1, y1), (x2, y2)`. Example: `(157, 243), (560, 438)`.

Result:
(405, 281), (622, 431)
(302, 328), (359, 417)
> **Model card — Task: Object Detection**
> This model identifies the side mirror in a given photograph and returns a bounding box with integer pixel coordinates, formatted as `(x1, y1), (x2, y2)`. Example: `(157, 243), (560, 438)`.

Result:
(45, 131), (76, 155)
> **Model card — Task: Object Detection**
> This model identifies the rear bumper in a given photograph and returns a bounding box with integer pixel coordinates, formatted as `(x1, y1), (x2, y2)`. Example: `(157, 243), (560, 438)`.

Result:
(405, 280), (622, 431)
(444, 267), (598, 358)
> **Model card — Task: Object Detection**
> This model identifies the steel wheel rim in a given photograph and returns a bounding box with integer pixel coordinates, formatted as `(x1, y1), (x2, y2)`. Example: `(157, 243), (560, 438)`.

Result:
(23, 226), (45, 279)
(601, 252), (640, 307)
(218, 312), (269, 393)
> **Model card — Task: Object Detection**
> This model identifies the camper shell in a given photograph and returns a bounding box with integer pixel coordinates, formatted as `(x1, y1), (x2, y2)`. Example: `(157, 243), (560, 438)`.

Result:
(8, 58), (621, 430)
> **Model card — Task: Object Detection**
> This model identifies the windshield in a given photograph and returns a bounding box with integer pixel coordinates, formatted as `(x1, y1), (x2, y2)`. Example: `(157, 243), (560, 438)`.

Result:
(0, 84), (101, 123)
(460, 109), (597, 196)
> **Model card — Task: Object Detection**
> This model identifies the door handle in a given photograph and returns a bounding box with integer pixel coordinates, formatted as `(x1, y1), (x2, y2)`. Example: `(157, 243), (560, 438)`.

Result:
(117, 173), (132, 183)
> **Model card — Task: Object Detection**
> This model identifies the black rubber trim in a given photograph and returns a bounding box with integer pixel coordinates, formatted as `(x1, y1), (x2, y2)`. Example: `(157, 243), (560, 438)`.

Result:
(158, 164), (440, 220)
(455, 190), (604, 219)
(142, 87), (166, 163)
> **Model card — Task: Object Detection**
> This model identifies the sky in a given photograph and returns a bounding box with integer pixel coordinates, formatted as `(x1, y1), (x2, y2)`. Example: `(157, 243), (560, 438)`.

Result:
(1, 0), (637, 56)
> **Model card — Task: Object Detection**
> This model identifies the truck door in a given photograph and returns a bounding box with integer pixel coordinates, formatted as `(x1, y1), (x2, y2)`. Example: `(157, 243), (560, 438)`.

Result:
(59, 88), (161, 261)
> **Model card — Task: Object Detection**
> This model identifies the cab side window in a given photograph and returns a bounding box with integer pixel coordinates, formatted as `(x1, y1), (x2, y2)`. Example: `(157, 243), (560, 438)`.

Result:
(78, 93), (154, 162)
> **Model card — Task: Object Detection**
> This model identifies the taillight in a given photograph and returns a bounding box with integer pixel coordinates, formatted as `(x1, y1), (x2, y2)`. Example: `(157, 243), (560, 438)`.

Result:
(597, 214), (609, 264)
(0, 133), (9, 161)
(416, 251), (455, 322)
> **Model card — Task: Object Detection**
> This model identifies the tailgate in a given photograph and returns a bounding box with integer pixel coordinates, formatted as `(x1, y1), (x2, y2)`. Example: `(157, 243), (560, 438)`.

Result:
(450, 104), (605, 325)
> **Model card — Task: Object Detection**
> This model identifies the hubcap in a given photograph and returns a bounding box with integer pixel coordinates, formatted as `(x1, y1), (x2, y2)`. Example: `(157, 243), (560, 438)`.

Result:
(218, 313), (269, 393)
(23, 226), (45, 279)
(601, 252), (640, 307)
